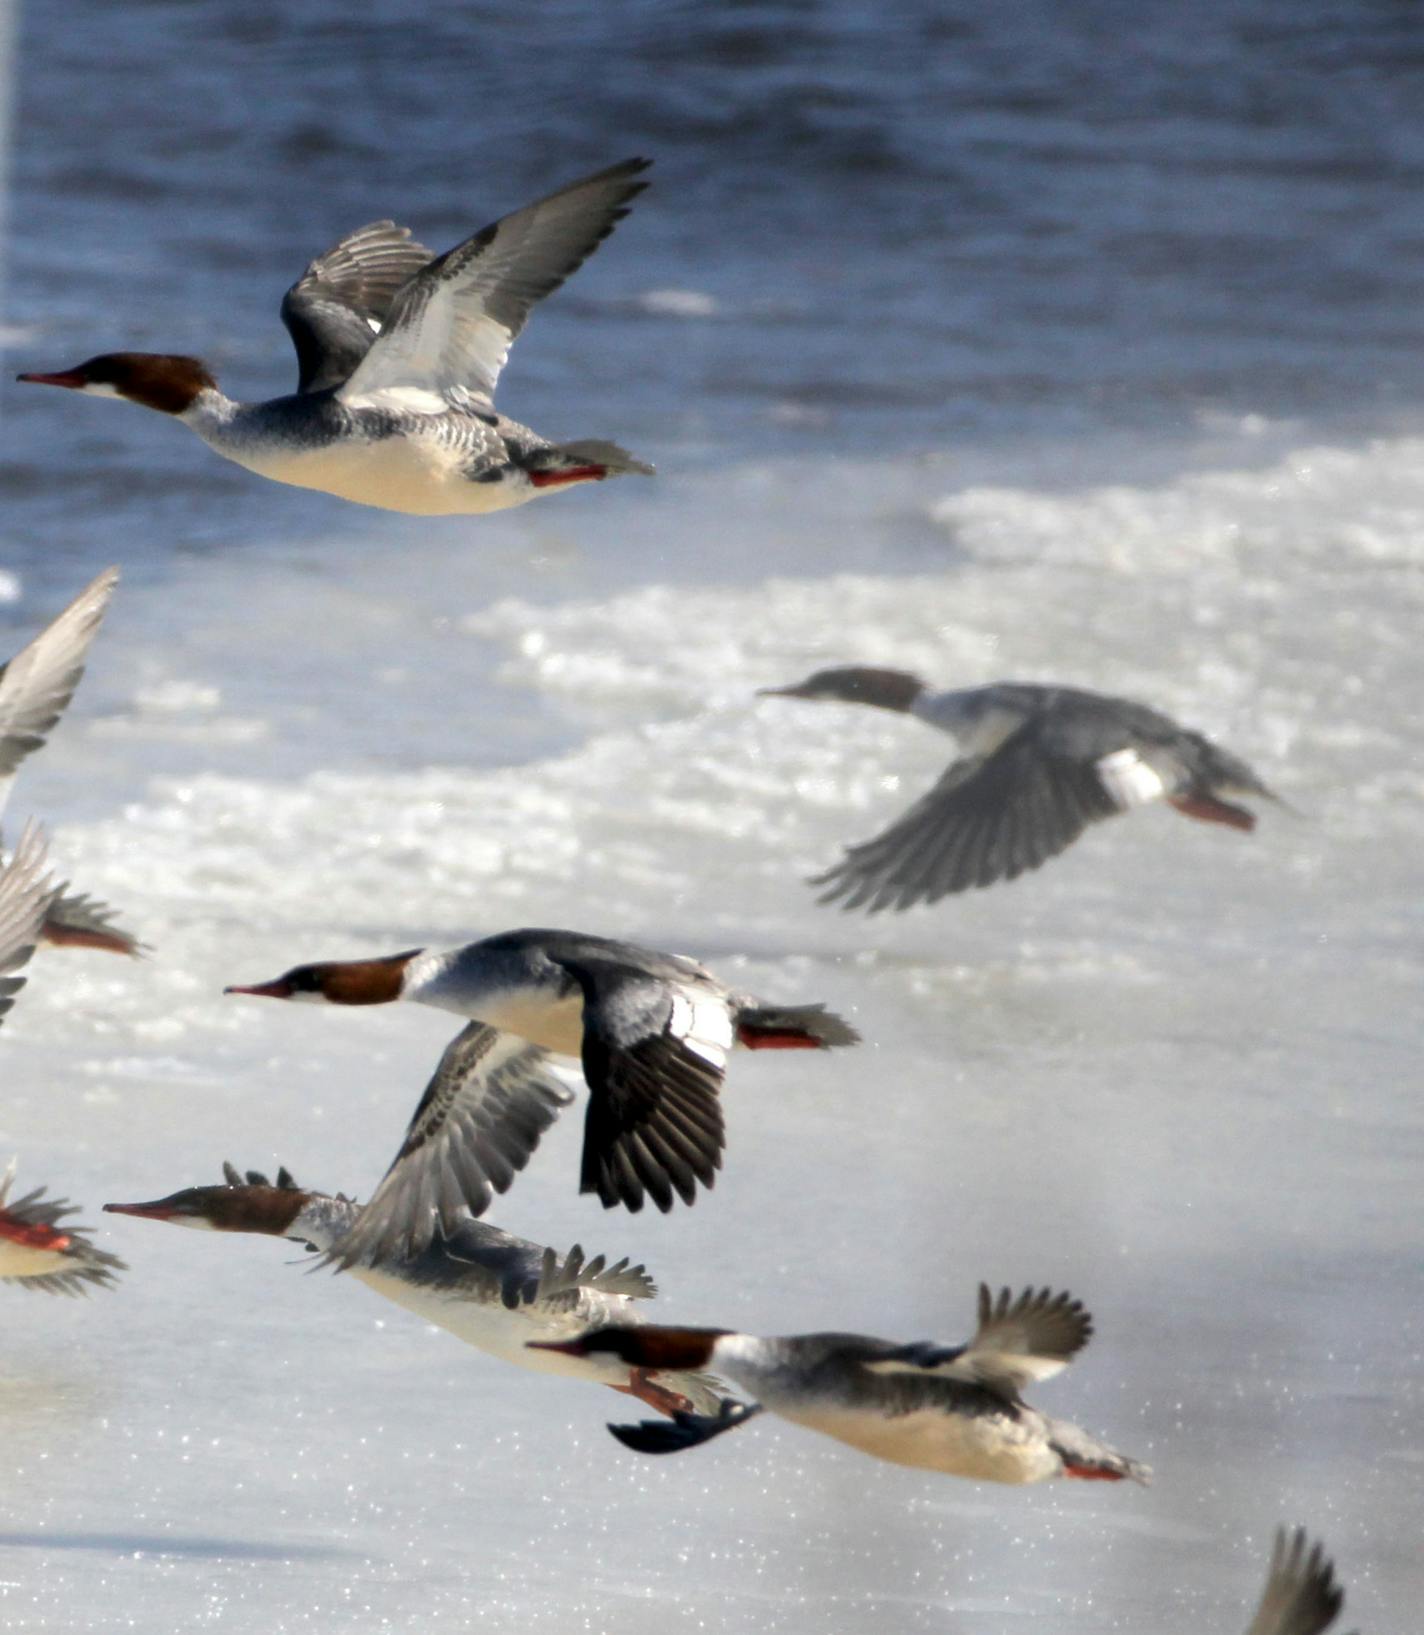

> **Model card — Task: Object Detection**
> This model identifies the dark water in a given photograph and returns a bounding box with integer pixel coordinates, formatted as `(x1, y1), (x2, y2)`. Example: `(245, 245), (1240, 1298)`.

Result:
(4, 0), (1424, 588)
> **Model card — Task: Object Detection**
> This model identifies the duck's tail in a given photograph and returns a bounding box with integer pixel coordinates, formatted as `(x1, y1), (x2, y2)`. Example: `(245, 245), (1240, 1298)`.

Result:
(527, 440), (655, 488)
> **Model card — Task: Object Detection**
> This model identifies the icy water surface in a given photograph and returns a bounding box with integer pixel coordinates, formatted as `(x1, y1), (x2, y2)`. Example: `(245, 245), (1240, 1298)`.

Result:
(3, 0), (1424, 1631)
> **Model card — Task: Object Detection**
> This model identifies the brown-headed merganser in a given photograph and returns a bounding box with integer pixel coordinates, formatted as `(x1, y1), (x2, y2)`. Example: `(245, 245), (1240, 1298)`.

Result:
(531, 1283), (1151, 1486)
(0, 830), (126, 1293)
(18, 161), (655, 517)
(106, 1162), (723, 1417)
(225, 928), (859, 1223)
(1245, 1529), (1346, 1635)
(760, 668), (1281, 910)
(1, 567), (140, 955)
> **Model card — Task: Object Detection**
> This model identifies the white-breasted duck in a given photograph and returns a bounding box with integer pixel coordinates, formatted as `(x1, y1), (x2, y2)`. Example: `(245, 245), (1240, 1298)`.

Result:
(18, 162), (655, 516)
(532, 1283), (1150, 1487)
(106, 1161), (725, 1417)
(225, 927), (858, 1223)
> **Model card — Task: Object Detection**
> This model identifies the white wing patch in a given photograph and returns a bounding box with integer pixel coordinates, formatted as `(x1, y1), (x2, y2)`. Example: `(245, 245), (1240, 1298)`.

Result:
(339, 383), (453, 417)
(668, 989), (734, 1068)
(1096, 747), (1167, 809)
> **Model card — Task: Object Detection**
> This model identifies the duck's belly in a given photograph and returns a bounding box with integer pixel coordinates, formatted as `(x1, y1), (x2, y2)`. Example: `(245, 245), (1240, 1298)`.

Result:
(457, 987), (587, 1056)
(778, 1401), (1059, 1484)
(352, 1267), (632, 1384)
(227, 436), (534, 517)
(0, 1238), (64, 1281)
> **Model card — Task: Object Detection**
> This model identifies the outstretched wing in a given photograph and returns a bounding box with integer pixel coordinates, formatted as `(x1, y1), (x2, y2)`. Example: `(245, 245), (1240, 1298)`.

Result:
(338, 158), (650, 410)
(281, 221), (435, 393)
(321, 1023), (575, 1271)
(864, 1285), (1092, 1397)
(0, 824), (58, 1028)
(0, 567), (118, 821)
(572, 963), (727, 1214)
(1244, 1529), (1345, 1635)
(814, 724), (1121, 912)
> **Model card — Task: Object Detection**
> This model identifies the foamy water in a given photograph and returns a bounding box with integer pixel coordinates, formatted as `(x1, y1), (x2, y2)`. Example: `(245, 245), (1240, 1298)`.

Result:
(3, 424), (1422, 1630)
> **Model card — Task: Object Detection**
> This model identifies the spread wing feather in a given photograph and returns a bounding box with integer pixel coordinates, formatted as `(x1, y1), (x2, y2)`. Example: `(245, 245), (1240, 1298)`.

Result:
(321, 1023), (574, 1271)
(281, 220), (436, 393)
(1244, 1529), (1345, 1635)
(339, 158), (650, 408)
(572, 966), (726, 1214)
(863, 1285), (1092, 1397)
(0, 568), (118, 820)
(42, 884), (144, 956)
(527, 1242), (657, 1308)
(814, 724), (1121, 911)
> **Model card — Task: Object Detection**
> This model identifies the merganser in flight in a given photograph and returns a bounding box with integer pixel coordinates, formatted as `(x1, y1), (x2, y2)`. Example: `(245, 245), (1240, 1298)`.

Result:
(106, 1162), (724, 1418)
(0, 831), (126, 1294)
(760, 668), (1281, 910)
(225, 928), (858, 1221)
(1, 567), (140, 955)
(1, 1162), (126, 1295)
(531, 1283), (1151, 1486)
(1245, 1529), (1345, 1635)
(18, 160), (655, 516)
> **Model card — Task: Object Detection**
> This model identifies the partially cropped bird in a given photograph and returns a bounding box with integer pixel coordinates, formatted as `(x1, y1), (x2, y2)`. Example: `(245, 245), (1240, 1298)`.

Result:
(1245, 1528), (1345, 1635)
(1, 1162), (125, 1295)
(18, 160), (655, 516)
(760, 667), (1280, 910)
(531, 1283), (1150, 1487)
(225, 927), (858, 1232)
(1, 567), (140, 955)
(106, 1161), (724, 1418)
(0, 829), (125, 1295)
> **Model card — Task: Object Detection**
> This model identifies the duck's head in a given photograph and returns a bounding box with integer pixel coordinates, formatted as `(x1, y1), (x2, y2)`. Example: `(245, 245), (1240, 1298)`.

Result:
(18, 352), (218, 415)
(758, 666), (926, 713)
(529, 1324), (729, 1371)
(224, 951), (421, 1006)
(105, 1165), (312, 1237)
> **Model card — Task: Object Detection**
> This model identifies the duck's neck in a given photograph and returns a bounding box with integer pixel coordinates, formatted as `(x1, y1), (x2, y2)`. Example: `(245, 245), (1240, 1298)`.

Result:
(288, 1194), (363, 1254)
(180, 386), (243, 439)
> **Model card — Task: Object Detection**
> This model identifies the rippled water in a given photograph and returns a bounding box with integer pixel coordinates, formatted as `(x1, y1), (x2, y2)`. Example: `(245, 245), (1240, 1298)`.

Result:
(2, 3), (1423, 1632)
